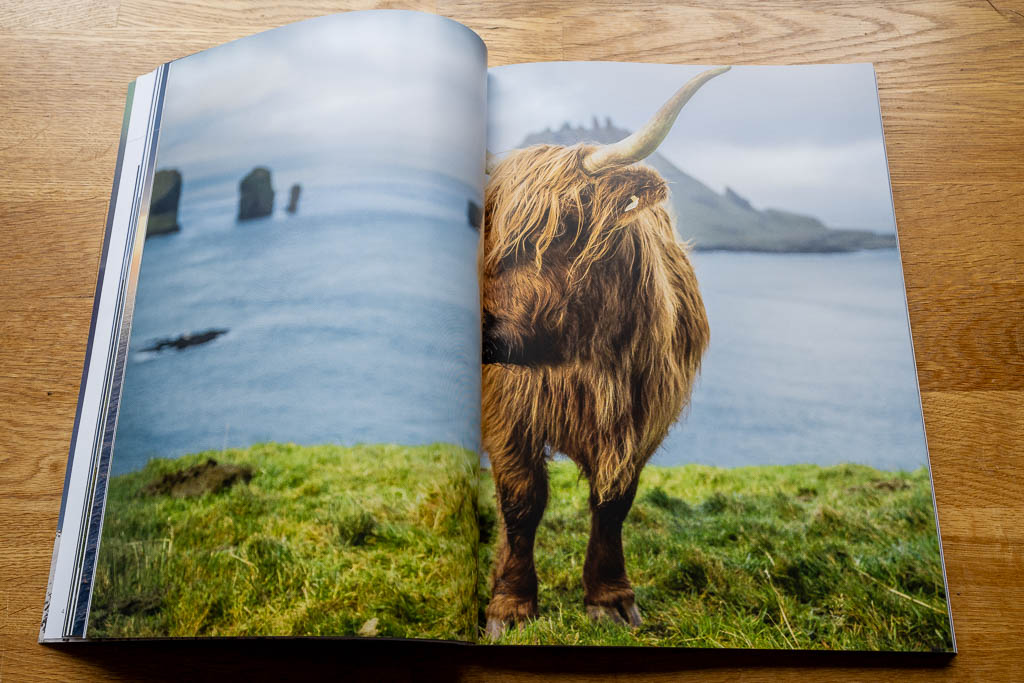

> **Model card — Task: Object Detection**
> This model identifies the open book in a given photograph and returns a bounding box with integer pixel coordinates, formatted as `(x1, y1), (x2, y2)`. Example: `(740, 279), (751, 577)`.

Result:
(42, 10), (955, 651)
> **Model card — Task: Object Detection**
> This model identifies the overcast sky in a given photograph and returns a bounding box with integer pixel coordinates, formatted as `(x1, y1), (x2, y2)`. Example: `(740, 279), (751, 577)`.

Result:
(157, 17), (895, 232)
(488, 63), (896, 231)
(157, 11), (487, 190)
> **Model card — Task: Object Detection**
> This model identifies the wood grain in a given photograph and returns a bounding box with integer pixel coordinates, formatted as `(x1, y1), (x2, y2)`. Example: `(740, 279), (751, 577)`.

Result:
(1, 0), (1022, 680)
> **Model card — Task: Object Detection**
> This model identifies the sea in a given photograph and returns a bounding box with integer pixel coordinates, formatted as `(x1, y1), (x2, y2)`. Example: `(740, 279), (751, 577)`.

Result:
(657, 248), (928, 472)
(112, 167), (928, 475)
(113, 166), (483, 475)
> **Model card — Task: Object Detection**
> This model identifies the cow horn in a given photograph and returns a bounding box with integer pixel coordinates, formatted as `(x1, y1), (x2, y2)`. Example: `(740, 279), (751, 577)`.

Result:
(581, 66), (730, 174)
(485, 150), (498, 175)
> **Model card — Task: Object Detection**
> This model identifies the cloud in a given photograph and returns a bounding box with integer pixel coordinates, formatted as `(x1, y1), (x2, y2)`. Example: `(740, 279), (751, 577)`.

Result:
(154, 25), (898, 230)
(156, 11), (487, 188)
(488, 62), (895, 229)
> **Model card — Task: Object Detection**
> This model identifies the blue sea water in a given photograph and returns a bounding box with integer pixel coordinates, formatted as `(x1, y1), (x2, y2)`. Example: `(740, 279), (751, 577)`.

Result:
(659, 248), (928, 471)
(113, 167), (483, 475)
(113, 167), (928, 474)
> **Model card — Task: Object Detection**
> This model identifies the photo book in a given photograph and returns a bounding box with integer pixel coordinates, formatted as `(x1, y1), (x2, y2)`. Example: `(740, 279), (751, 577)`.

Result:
(42, 9), (955, 652)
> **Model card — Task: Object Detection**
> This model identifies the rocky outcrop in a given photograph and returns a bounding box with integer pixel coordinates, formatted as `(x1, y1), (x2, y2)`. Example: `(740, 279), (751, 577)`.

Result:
(143, 328), (228, 353)
(147, 169), (182, 237)
(286, 183), (301, 214)
(519, 121), (897, 253)
(238, 167), (274, 221)
(467, 200), (483, 230)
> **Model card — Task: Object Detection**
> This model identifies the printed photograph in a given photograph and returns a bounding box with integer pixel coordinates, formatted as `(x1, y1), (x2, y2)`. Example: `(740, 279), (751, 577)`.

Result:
(479, 62), (954, 650)
(89, 11), (487, 640)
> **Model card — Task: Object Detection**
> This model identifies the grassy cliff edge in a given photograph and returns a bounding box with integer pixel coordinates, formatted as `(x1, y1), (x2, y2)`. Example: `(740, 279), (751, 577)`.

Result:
(478, 461), (952, 650)
(91, 443), (952, 650)
(90, 443), (479, 640)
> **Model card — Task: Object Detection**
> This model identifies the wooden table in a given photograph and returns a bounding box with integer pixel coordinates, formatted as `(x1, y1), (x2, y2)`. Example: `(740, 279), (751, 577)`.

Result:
(2, 1), (1022, 680)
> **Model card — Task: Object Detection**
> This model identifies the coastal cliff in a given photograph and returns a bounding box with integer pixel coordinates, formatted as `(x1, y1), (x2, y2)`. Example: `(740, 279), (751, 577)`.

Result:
(519, 121), (896, 253)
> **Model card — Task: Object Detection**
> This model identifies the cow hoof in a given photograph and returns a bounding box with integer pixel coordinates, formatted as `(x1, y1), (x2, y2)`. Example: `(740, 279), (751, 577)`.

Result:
(586, 601), (643, 628)
(484, 617), (509, 641)
(484, 593), (537, 641)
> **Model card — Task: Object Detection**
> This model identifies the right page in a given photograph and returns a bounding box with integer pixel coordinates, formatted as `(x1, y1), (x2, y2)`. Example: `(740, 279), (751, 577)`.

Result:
(480, 62), (954, 651)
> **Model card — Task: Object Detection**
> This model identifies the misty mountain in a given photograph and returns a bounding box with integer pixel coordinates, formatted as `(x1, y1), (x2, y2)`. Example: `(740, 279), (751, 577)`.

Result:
(518, 120), (896, 253)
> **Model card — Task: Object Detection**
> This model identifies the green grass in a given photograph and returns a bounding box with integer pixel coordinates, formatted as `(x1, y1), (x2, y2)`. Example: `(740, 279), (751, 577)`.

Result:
(90, 442), (479, 640)
(477, 461), (954, 651)
(91, 444), (953, 651)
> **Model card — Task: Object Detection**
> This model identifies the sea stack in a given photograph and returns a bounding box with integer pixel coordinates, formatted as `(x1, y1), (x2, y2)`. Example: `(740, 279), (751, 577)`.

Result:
(286, 183), (301, 214)
(467, 199), (482, 230)
(147, 169), (182, 237)
(238, 167), (274, 221)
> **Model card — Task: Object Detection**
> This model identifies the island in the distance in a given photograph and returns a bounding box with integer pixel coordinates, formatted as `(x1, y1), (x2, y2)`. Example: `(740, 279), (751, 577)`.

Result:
(520, 120), (897, 253)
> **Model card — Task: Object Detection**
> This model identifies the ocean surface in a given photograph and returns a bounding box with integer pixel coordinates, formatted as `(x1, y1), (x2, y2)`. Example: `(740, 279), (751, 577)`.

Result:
(657, 248), (928, 472)
(113, 167), (483, 475)
(113, 168), (927, 474)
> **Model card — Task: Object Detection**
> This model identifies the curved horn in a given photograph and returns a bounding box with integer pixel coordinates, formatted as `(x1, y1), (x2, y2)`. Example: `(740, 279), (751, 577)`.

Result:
(581, 66), (730, 174)
(485, 150), (498, 175)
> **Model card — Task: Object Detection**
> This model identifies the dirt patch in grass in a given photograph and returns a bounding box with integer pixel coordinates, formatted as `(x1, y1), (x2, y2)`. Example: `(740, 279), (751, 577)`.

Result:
(142, 458), (253, 497)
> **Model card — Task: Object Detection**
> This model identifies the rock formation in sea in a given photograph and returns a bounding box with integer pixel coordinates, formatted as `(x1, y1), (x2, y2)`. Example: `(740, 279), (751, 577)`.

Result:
(467, 199), (482, 230)
(286, 183), (301, 214)
(146, 169), (182, 237)
(238, 167), (274, 221)
(143, 328), (228, 353)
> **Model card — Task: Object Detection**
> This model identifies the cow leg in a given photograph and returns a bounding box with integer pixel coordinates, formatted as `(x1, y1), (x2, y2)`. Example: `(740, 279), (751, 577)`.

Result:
(484, 449), (548, 640)
(583, 478), (643, 627)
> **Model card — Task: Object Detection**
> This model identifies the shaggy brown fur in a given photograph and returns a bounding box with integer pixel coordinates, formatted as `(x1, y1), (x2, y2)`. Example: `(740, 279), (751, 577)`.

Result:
(481, 143), (710, 636)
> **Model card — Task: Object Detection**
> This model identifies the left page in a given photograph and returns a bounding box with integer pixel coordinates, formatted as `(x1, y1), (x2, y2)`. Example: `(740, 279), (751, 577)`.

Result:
(43, 10), (487, 642)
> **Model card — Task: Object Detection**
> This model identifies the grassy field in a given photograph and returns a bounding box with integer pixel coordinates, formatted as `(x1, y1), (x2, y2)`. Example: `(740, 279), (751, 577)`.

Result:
(477, 461), (954, 651)
(92, 443), (953, 650)
(90, 442), (479, 640)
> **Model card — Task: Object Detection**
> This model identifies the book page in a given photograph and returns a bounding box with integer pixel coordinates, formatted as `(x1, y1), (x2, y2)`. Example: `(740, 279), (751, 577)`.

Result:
(86, 11), (486, 641)
(479, 62), (954, 650)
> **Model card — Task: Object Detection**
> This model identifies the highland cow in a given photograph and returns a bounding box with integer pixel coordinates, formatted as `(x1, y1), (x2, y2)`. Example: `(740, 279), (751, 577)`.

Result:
(480, 67), (729, 639)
